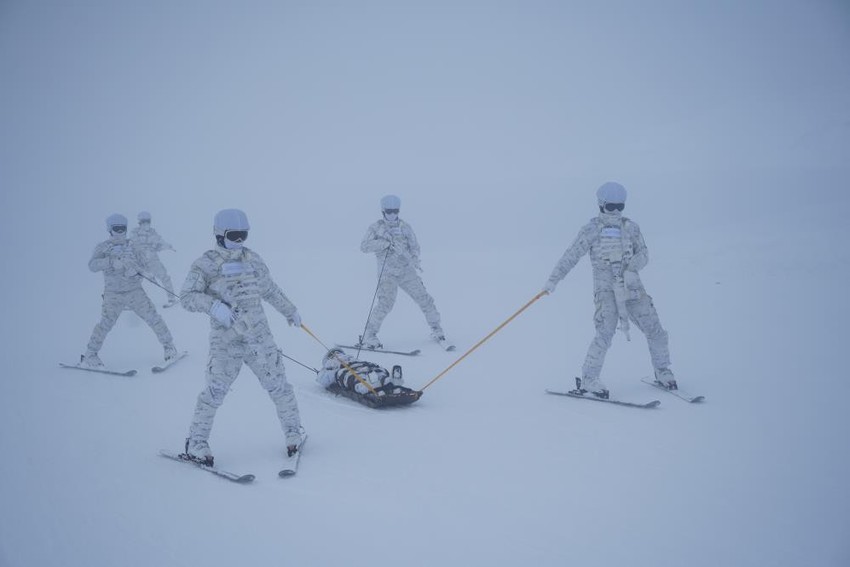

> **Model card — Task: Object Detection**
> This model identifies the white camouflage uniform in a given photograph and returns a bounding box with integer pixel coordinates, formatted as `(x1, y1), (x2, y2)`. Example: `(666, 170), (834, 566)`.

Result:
(360, 217), (443, 343)
(85, 235), (175, 358)
(181, 245), (302, 449)
(317, 351), (403, 395)
(546, 210), (671, 386)
(130, 223), (175, 300)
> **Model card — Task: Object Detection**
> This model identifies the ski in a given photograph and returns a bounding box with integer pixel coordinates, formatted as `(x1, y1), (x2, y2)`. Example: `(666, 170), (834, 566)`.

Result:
(163, 301), (180, 309)
(159, 450), (255, 483)
(336, 345), (421, 357)
(545, 389), (660, 409)
(152, 351), (189, 373)
(279, 433), (308, 478)
(436, 338), (456, 352)
(640, 377), (705, 403)
(59, 362), (137, 377)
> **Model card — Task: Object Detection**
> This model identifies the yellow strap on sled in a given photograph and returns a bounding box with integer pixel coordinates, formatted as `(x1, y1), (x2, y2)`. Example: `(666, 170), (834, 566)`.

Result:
(301, 324), (380, 396)
(420, 291), (547, 391)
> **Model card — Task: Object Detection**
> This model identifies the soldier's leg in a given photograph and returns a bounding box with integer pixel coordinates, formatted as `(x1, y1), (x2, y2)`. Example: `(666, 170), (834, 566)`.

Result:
(399, 270), (442, 335)
(127, 289), (174, 351)
(187, 335), (243, 446)
(150, 257), (175, 296)
(581, 291), (619, 383)
(86, 292), (124, 355)
(627, 295), (671, 372)
(245, 337), (302, 448)
(364, 276), (399, 340)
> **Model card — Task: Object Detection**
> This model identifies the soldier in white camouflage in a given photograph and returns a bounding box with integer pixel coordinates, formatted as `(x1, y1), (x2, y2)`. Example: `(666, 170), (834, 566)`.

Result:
(130, 211), (177, 306)
(180, 209), (303, 466)
(359, 195), (446, 349)
(543, 183), (676, 398)
(81, 213), (177, 368)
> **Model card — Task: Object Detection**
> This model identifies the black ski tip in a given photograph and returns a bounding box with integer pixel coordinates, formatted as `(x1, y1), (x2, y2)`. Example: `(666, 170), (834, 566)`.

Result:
(236, 474), (256, 483)
(689, 396), (706, 403)
(278, 470), (295, 478)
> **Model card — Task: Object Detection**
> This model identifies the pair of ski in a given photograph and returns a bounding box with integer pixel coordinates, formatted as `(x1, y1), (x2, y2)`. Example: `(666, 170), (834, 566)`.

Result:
(159, 434), (307, 484)
(336, 338), (456, 357)
(546, 377), (704, 408)
(59, 351), (189, 377)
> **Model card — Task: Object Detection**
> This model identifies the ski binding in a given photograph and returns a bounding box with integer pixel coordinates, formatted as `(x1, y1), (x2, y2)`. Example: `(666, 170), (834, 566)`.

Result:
(640, 377), (704, 403)
(159, 450), (255, 483)
(546, 380), (660, 409)
(152, 351), (189, 373)
(279, 433), (308, 478)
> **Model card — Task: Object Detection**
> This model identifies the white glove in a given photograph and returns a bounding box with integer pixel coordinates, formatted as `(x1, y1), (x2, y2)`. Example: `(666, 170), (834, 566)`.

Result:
(209, 300), (235, 328)
(543, 281), (556, 294)
(287, 311), (302, 328)
(412, 257), (423, 273)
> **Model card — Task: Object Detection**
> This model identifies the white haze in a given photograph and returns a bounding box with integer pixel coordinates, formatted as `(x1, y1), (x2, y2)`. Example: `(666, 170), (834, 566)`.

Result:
(1, 1), (849, 566)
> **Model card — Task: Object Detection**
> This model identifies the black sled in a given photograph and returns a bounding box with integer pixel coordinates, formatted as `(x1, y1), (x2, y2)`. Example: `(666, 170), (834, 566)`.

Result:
(326, 383), (422, 409)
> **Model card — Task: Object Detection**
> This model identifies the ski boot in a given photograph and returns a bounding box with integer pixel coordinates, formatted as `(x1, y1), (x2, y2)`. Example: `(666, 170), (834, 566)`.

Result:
(164, 344), (178, 362)
(654, 368), (678, 390)
(574, 376), (609, 400)
(184, 438), (214, 466)
(80, 352), (104, 369)
(358, 333), (382, 350)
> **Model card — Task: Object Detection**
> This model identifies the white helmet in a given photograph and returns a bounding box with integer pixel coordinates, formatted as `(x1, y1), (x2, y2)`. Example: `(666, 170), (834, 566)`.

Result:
(380, 194), (401, 212)
(105, 213), (128, 235)
(137, 211), (152, 223)
(214, 209), (250, 249)
(596, 182), (627, 209)
(323, 348), (346, 364)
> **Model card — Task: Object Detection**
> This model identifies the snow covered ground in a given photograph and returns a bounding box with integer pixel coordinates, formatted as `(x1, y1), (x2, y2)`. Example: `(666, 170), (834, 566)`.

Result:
(2, 1), (849, 566)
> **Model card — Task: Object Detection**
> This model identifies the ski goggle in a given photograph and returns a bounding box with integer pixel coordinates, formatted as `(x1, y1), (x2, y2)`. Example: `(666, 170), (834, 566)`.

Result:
(603, 203), (625, 212)
(224, 230), (248, 243)
(383, 209), (399, 215)
(110, 225), (127, 233)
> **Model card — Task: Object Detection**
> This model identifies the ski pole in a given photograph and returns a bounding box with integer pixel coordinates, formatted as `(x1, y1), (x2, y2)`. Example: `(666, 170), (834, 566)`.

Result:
(135, 272), (183, 301)
(300, 323), (381, 396)
(420, 291), (548, 391)
(278, 350), (319, 374)
(355, 246), (391, 360)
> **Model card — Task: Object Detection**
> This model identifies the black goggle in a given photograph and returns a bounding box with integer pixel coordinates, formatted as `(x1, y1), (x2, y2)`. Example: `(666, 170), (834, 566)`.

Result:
(603, 203), (625, 212)
(383, 209), (399, 215)
(224, 230), (248, 243)
(111, 225), (127, 233)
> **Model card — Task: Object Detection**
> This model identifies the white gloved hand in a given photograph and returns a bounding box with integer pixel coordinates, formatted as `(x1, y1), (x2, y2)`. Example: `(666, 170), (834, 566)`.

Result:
(209, 300), (235, 328)
(287, 311), (302, 328)
(543, 281), (556, 295)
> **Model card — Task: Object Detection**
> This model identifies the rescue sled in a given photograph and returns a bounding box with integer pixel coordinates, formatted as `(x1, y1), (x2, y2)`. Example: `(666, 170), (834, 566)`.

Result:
(326, 383), (422, 409)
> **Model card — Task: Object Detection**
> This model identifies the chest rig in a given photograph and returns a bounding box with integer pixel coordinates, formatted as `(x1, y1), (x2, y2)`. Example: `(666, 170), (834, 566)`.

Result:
(596, 219), (632, 340)
(209, 260), (262, 311)
(133, 228), (156, 248)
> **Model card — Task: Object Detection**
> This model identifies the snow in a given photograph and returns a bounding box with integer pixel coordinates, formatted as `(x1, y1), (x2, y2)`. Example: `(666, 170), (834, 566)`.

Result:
(1, 1), (850, 566)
